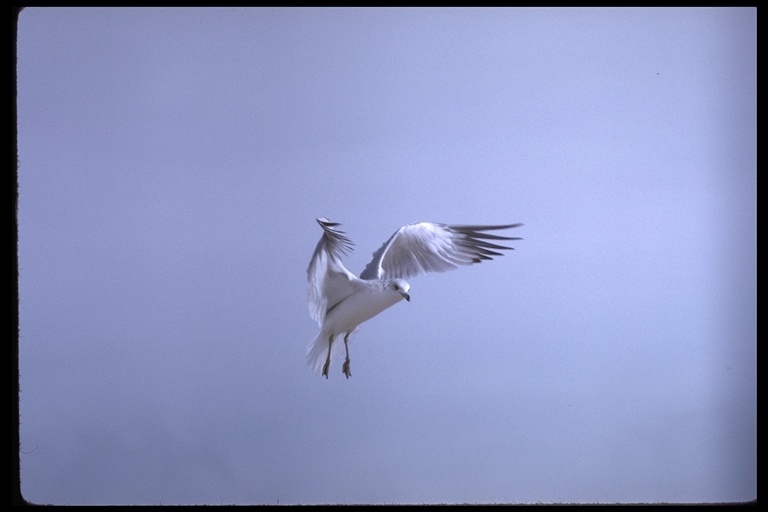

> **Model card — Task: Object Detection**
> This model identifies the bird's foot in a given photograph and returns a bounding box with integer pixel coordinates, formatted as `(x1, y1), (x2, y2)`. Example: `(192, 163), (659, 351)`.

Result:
(322, 360), (330, 379)
(342, 358), (352, 379)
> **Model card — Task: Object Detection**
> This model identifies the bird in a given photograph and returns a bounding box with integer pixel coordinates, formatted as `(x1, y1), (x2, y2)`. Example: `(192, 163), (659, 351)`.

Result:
(306, 217), (523, 379)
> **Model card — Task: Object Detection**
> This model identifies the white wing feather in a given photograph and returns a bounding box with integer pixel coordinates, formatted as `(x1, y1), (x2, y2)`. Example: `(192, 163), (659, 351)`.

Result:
(307, 218), (357, 326)
(359, 222), (523, 281)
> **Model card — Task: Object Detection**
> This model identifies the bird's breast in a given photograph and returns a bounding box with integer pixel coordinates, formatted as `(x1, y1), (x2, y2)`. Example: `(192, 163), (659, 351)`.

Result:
(322, 288), (403, 334)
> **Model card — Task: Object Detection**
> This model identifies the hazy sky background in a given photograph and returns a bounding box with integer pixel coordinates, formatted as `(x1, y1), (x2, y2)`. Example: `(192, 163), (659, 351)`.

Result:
(17, 7), (755, 505)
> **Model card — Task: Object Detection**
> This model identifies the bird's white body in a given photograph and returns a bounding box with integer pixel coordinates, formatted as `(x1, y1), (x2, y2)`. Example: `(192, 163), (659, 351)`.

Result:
(306, 278), (407, 374)
(323, 279), (405, 335)
(306, 218), (521, 378)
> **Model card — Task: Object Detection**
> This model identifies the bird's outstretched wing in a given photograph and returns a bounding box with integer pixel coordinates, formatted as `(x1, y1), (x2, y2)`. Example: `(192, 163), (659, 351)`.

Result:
(359, 222), (523, 281)
(307, 218), (358, 326)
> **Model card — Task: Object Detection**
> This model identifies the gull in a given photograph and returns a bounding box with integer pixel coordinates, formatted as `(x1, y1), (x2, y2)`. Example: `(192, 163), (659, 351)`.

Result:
(306, 218), (523, 379)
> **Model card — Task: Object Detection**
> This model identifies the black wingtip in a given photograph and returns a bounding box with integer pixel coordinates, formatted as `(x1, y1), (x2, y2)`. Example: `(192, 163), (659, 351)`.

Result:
(451, 222), (524, 231)
(451, 223), (524, 245)
(316, 217), (341, 227)
(315, 217), (355, 254)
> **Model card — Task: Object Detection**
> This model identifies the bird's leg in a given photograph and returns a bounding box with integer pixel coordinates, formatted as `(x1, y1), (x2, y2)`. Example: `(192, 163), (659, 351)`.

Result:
(342, 333), (352, 379)
(322, 335), (334, 379)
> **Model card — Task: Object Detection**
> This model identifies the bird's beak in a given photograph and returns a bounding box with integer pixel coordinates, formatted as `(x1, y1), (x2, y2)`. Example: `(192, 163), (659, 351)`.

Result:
(401, 292), (410, 302)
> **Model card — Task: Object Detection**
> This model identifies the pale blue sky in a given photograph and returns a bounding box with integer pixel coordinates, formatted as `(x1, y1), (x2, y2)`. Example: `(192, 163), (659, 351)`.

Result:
(17, 7), (755, 505)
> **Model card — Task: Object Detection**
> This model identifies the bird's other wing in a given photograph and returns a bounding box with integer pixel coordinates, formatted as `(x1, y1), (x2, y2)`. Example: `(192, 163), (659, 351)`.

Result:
(307, 218), (358, 326)
(359, 222), (523, 281)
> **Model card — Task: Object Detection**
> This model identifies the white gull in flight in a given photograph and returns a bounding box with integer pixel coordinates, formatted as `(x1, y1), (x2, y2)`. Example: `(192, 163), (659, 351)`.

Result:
(306, 218), (523, 378)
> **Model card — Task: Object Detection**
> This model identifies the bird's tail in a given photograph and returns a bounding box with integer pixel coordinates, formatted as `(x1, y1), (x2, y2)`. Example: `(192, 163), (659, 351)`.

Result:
(306, 332), (331, 374)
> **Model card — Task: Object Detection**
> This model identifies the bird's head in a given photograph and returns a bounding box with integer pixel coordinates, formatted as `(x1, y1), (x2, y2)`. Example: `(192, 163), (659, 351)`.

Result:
(389, 279), (411, 302)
